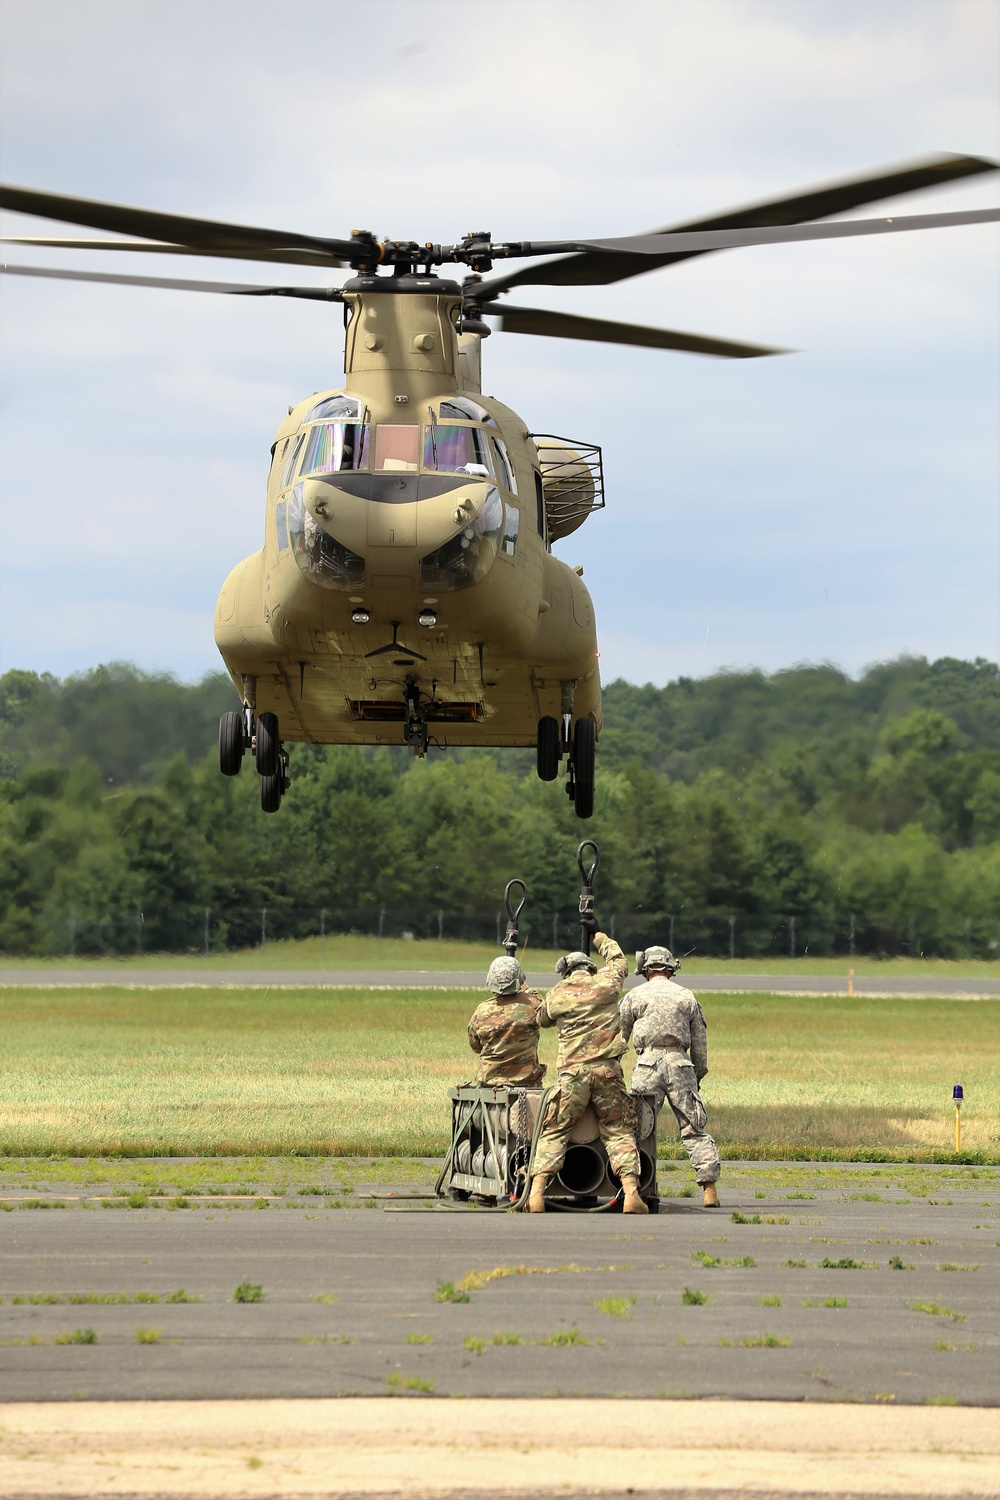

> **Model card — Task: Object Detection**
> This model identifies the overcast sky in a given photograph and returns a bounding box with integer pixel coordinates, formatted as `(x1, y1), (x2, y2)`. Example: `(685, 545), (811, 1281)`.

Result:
(0, 0), (997, 688)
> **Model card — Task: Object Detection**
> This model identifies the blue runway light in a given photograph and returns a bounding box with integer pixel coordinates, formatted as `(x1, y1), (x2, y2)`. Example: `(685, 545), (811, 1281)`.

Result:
(953, 1084), (964, 1101)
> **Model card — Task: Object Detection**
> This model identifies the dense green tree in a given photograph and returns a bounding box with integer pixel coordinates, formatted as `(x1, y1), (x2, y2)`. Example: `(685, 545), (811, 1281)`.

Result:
(0, 655), (997, 957)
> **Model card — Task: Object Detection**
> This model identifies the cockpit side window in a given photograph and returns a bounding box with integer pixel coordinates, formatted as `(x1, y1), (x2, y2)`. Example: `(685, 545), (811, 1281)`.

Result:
(281, 432), (306, 488)
(491, 435), (516, 493)
(534, 470), (547, 543)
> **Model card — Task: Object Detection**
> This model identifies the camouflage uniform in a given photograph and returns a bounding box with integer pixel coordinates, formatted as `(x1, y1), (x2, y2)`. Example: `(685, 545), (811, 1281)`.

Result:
(532, 932), (639, 1179)
(620, 976), (720, 1185)
(467, 988), (546, 1087)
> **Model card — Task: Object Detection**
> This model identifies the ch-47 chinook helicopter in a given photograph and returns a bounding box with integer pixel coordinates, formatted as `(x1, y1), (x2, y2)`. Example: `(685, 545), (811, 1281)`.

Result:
(2, 154), (996, 816)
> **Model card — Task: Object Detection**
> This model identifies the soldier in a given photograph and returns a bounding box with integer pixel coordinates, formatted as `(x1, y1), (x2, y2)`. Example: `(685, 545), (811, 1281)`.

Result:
(528, 923), (648, 1215)
(467, 957), (546, 1087)
(620, 946), (721, 1208)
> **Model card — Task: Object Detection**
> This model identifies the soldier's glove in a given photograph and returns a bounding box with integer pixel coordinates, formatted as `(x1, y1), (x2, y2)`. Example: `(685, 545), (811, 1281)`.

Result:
(580, 915), (599, 937)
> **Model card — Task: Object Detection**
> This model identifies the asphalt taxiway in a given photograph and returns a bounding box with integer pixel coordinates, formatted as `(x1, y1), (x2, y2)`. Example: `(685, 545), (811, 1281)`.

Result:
(3, 1164), (997, 1405)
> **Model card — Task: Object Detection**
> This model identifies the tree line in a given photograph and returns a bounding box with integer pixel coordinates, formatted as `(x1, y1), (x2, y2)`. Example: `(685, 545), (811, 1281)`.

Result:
(0, 656), (997, 958)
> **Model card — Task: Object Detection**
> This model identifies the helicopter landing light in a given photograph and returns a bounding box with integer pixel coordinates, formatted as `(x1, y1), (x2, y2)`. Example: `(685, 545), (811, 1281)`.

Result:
(418, 609), (438, 628)
(351, 607), (371, 625)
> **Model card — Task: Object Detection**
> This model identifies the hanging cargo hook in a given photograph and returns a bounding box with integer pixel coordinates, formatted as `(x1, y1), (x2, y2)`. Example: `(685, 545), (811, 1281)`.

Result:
(577, 839), (600, 955)
(503, 878), (527, 957)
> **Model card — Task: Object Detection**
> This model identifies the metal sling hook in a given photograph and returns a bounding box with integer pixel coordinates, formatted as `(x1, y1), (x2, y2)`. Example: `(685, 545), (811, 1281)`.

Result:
(576, 839), (600, 955)
(503, 878), (527, 957)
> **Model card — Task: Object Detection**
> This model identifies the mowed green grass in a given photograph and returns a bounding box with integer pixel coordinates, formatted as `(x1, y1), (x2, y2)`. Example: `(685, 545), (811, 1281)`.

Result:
(0, 987), (997, 1161)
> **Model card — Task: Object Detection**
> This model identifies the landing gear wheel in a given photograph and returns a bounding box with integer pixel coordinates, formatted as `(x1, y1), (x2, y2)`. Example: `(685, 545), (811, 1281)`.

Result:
(260, 772), (283, 813)
(572, 717), (596, 820)
(536, 716), (560, 781)
(219, 710), (245, 776)
(255, 711), (280, 777)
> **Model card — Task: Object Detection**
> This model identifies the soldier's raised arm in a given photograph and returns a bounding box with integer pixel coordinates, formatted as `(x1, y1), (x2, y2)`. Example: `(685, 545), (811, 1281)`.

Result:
(594, 931), (629, 993)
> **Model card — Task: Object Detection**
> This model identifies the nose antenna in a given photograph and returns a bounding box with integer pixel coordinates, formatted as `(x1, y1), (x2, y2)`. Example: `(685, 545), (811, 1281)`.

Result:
(503, 878), (527, 956)
(577, 839), (599, 954)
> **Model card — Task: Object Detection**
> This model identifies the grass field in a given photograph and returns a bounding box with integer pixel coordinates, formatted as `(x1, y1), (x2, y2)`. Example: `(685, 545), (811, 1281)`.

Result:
(0, 986), (997, 1161)
(1, 934), (997, 977)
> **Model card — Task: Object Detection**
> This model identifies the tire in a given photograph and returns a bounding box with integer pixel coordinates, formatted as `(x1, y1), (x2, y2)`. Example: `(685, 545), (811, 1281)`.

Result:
(260, 772), (283, 813)
(255, 711), (280, 777)
(219, 710), (245, 776)
(573, 716), (596, 820)
(536, 716), (560, 781)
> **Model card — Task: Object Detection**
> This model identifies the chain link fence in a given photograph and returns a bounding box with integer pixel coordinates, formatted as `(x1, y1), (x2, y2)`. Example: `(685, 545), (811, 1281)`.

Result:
(25, 903), (1000, 961)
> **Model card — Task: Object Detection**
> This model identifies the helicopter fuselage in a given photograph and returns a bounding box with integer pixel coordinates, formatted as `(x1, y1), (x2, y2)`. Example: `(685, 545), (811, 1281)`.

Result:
(214, 275), (602, 754)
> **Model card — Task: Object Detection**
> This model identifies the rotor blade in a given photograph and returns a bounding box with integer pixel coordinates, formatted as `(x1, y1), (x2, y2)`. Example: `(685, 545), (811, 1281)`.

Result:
(0, 235), (346, 268)
(1, 262), (343, 299)
(0, 183), (356, 264)
(579, 206), (999, 256)
(481, 303), (787, 358)
(469, 152), (998, 300)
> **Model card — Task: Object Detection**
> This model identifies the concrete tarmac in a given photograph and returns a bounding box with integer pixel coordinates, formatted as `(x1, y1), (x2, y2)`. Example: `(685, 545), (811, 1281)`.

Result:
(3, 1396), (999, 1498)
(3, 1165), (997, 1406)
(2, 967), (998, 995)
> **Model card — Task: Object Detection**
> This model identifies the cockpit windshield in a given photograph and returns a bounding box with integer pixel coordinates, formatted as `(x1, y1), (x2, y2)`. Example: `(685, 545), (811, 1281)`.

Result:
(300, 422), (370, 476)
(422, 425), (494, 476)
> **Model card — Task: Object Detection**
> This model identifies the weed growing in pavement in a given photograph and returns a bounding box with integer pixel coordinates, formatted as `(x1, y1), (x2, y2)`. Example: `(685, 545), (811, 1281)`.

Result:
(937, 1263), (980, 1272)
(385, 1372), (435, 1393)
(165, 1289), (200, 1303)
(819, 1257), (875, 1270)
(932, 1339), (977, 1352)
(232, 1281), (264, 1304)
(313, 1293), (337, 1303)
(731, 1212), (763, 1224)
(785, 1259), (807, 1268)
(434, 1281), (470, 1304)
(758, 1295), (782, 1307)
(909, 1301), (965, 1322)
(691, 1251), (756, 1268)
(539, 1327), (589, 1346)
(925, 1395), (958, 1405)
(803, 1297), (847, 1308)
(591, 1297), (636, 1318)
(299, 1333), (355, 1345)
(786, 1193), (815, 1199)
(681, 1288), (709, 1305)
(462, 1336), (487, 1356)
(53, 1328), (97, 1344)
(739, 1333), (792, 1347)
(133, 1327), (161, 1344)
(405, 1333), (434, 1344)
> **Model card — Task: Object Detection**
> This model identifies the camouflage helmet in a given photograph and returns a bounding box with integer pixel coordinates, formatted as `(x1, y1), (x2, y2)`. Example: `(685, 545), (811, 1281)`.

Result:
(636, 945), (680, 977)
(486, 957), (526, 995)
(555, 950), (597, 979)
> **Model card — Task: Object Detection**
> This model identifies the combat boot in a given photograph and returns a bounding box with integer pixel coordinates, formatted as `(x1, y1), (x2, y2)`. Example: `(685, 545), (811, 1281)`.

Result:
(702, 1183), (720, 1208)
(528, 1173), (550, 1213)
(621, 1173), (649, 1215)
